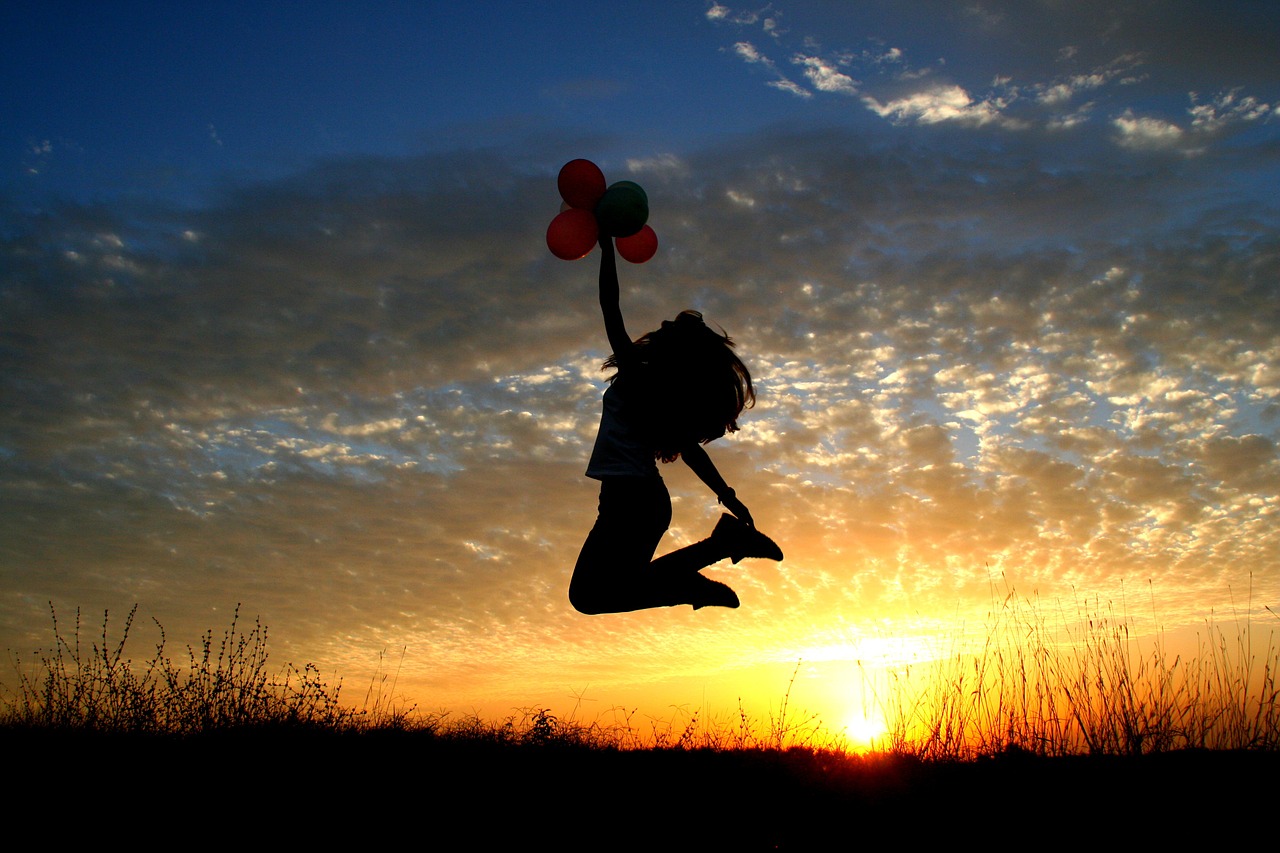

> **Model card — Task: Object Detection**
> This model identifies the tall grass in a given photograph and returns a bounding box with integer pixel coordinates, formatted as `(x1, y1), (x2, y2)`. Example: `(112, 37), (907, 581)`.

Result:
(2, 603), (356, 734)
(875, 582), (1280, 759)
(4, 588), (1278, 757)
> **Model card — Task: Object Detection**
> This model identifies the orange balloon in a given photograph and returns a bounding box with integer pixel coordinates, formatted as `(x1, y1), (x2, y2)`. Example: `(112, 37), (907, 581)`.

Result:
(558, 159), (607, 210)
(546, 208), (599, 260)
(616, 224), (658, 263)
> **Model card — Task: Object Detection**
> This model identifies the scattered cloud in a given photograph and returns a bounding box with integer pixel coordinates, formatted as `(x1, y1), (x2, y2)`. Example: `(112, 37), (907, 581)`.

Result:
(768, 78), (812, 100)
(733, 40), (769, 66)
(729, 40), (811, 99)
(4, 1), (1278, 718)
(1036, 74), (1107, 107)
(862, 84), (1018, 128)
(706, 3), (1275, 150)
(793, 55), (858, 96)
(1188, 88), (1274, 133)
(707, 2), (762, 26)
(1112, 110), (1186, 150)
(626, 153), (689, 178)
(4, 118), (1277, 704)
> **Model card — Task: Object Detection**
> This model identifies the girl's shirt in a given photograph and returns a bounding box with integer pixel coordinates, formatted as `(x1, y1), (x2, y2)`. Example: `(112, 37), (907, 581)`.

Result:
(586, 377), (658, 480)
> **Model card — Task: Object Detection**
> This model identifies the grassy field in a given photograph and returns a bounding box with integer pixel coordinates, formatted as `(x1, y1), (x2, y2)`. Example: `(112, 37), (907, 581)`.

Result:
(876, 583), (1280, 757)
(4, 595), (1278, 846)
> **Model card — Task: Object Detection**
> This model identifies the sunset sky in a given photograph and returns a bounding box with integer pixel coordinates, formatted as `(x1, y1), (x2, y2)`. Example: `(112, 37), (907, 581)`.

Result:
(3, 1), (1278, 734)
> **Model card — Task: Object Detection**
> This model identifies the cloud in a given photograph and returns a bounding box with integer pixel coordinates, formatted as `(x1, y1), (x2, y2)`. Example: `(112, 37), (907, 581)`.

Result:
(729, 40), (812, 99)
(706, 2), (1279, 147)
(768, 78), (812, 100)
(1188, 89), (1275, 133)
(862, 84), (1016, 127)
(793, 55), (858, 96)
(3, 116), (1278, 713)
(706, 3), (761, 26)
(1026, 54), (1147, 122)
(733, 40), (768, 65)
(1109, 86), (1275, 154)
(626, 153), (690, 179)
(1112, 109), (1186, 150)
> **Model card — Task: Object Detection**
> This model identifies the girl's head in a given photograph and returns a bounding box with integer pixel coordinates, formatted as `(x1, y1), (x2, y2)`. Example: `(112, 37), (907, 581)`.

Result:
(606, 310), (755, 462)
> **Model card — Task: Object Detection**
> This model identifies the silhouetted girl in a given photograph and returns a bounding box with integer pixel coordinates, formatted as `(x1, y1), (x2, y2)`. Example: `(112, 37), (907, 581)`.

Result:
(569, 237), (783, 614)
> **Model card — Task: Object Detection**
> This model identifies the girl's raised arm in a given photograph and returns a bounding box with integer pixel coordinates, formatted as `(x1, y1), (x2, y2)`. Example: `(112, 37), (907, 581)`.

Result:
(598, 237), (633, 358)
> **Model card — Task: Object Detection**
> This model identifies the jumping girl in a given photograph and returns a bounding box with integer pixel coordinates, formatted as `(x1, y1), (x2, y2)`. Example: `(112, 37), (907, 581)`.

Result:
(569, 236), (783, 615)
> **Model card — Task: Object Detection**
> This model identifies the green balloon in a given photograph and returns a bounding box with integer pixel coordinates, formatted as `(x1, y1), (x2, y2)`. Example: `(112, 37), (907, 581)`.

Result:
(610, 180), (648, 206)
(595, 182), (649, 237)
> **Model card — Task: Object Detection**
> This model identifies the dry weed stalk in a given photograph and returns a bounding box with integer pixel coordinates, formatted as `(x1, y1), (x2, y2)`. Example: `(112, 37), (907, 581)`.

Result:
(881, 580), (1280, 759)
(3, 603), (356, 733)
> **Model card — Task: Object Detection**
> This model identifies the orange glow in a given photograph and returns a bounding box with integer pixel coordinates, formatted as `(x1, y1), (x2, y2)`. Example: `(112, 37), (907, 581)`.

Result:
(843, 711), (888, 751)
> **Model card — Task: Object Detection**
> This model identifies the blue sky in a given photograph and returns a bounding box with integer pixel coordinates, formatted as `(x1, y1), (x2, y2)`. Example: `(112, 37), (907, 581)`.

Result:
(3, 1), (1278, 726)
(13, 1), (1275, 207)
(6, 2), (780, 203)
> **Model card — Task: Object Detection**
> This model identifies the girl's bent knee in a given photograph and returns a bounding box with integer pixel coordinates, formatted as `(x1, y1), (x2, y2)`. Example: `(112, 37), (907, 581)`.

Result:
(568, 582), (604, 615)
(569, 595), (599, 616)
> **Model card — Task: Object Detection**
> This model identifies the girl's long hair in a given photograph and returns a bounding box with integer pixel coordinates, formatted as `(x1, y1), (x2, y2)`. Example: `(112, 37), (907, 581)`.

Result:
(604, 310), (755, 463)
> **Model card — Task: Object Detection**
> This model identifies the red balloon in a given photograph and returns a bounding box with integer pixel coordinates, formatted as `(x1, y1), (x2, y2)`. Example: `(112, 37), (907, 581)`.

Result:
(558, 159), (607, 210)
(546, 208), (599, 260)
(615, 225), (658, 263)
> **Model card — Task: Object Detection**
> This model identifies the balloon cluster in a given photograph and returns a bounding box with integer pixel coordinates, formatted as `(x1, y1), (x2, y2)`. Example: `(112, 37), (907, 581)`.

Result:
(546, 159), (659, 263)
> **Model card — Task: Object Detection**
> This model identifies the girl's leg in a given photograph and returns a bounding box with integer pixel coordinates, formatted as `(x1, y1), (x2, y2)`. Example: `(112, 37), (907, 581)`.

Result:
(569, 478), (668, 614)
(656, 514), (784, 568)
(570, 478), (736, 614)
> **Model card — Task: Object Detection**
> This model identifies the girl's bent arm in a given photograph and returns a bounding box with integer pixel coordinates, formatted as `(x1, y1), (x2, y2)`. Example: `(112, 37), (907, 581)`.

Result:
(598, 238), (633, 358)
(681, 443), (755, 527)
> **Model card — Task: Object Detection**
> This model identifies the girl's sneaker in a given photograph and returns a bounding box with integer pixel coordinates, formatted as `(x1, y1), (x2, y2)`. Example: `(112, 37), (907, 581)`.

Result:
(688, 574), (740, 610)
(711, 514), (784, 564)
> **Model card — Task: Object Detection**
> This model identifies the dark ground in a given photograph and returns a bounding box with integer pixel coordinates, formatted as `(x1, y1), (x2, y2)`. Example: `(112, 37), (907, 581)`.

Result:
(7, 728), (1274, 848)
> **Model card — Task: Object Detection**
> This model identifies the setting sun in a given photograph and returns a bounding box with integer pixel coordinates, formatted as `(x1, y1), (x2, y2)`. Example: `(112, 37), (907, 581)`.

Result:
(843, 712), (889, 751)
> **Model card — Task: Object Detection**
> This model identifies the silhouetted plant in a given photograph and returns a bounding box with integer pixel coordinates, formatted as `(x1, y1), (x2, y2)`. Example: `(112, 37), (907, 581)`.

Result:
(3, 603), (357, 734)
(877, 579), (1280, 759)
(4, 587), (1277, 758)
